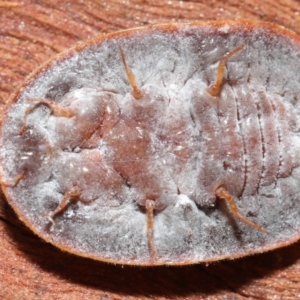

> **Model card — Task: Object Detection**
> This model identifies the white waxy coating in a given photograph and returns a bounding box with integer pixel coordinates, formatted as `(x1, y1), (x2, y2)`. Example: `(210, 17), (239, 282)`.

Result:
(2, 21), (300, 265)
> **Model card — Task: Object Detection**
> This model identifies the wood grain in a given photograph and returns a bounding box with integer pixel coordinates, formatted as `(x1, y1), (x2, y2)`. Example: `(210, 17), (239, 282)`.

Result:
(1, 1), (300, 299)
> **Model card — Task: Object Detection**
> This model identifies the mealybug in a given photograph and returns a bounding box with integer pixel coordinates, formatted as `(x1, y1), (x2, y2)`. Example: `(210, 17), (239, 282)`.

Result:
(1, 21), (300, 265)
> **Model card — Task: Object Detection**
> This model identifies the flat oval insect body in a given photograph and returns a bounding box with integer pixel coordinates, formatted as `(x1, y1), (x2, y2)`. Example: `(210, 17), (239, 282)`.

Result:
(2, 20), (300, 265)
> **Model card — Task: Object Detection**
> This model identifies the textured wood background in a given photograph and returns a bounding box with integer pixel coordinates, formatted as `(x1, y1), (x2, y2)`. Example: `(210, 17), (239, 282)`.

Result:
(1, 1), (300, 299)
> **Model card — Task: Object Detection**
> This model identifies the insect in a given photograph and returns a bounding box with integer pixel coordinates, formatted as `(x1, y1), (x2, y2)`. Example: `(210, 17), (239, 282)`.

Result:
(1, 20), (300, 265)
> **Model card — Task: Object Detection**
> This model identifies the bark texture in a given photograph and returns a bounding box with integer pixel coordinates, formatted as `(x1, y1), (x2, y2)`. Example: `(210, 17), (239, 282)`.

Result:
(1, 1), (300, 299)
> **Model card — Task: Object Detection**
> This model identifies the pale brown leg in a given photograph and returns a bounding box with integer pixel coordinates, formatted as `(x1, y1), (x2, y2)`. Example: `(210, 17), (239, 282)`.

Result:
(41, 188), (80, 225)
(119, 48), (143, 100)
(20, 98), (75, 135)
(215, 186), (266, 232)
(207, 44), (245, 97)
(145, 199), (158, 260)
(1, 172), (25, 187)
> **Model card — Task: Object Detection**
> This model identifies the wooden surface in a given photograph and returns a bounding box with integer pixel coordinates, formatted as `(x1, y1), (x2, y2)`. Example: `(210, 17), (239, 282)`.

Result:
(1, 1), (300, 299)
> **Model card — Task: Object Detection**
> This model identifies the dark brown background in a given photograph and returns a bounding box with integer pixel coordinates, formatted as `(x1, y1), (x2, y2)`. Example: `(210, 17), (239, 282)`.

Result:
(1, 1), (300, 299)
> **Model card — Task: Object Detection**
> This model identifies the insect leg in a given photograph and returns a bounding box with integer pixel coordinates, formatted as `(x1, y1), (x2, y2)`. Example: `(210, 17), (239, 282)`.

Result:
(41, 188), (80, 225)
(20, 98), (75, 135)
(145, 199), (158, 260)
(119, 48), (143, 100)
(215, 186), (266, 232)
(1, 172), (25, 187)
(207, 44), (245, 97)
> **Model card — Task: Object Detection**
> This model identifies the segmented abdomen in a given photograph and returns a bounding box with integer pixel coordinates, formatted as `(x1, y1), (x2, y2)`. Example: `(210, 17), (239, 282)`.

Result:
(192, 83), (297, 204)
